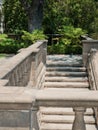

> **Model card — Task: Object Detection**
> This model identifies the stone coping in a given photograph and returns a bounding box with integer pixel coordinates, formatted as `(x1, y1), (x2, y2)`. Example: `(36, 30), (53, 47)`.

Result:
(36, 89), (98, 107)
(0, 87), (37, 110)
(0, 88), (98, 110)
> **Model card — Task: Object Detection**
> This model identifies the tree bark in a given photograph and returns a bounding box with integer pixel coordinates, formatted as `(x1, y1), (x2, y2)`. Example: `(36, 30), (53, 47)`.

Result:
(20, 0), (44, 32)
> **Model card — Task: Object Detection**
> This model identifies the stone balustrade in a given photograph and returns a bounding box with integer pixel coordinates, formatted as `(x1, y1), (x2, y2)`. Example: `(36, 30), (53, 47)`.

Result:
(87, 49), (98, 126)
(0, 88), (98, 130)
(34, 89), (98, 130)
(0, 40), (47, 88)
(0, 40), (47, 130)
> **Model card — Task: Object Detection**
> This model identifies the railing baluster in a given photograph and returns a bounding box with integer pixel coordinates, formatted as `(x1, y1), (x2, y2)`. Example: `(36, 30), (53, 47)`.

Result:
(72, 107), (86, 130)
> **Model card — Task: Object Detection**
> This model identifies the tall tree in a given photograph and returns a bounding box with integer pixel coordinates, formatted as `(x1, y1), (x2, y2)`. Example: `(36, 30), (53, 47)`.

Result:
(3, 0), (28, 33)
(19, 0), (44, 32)
(67, 0), (96, 32)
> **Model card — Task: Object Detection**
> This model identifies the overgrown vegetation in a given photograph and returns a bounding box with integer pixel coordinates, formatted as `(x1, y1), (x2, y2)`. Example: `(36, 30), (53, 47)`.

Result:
(47, 26), (86, 54)
(0, 34), (26, 53)
(2, 0), (98, 54)
(22, 30), (47, 44)
(3, 0), (28, 33)
(0, 30), (47, 54)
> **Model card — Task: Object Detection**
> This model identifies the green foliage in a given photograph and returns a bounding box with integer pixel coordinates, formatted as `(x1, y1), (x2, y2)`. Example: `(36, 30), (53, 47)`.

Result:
(43, 0), (97, 34)
(90, 1), (98, 38)
(43, 0), (69, 34)
(58, 26), (86, 45)
(22, 30), (47, 44)
(3, 0), (98, 35)
(67, 0), (96, 33)
(3, 0), (28, 33)
(0, 30), (47, 54)
(47, 26), (85, 54)
(0, 34), (8, 40)
(0, 34), (27, 53)
(2, 0), (98, 54)
(48, 44), (65, 54)
(47, 44), (82, 54)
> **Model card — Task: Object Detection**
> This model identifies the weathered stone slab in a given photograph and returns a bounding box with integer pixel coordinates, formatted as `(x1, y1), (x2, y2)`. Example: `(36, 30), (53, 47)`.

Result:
(0, 88), (37, 110)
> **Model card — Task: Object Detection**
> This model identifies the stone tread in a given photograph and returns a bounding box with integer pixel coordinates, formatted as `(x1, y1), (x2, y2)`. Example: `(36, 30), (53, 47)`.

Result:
(46, 66), (86, 72)
(40, 115), (95, 124)
(46, 71), (87, 77)
(40, 123), (97, 130)
(45, 76), (88, 82)
(41, 55), (96, 130)
(43, 88), (90, 91)
(40, 107), (93, 116)
(46, 62), (83, 67)
(44, 82), (89, 88)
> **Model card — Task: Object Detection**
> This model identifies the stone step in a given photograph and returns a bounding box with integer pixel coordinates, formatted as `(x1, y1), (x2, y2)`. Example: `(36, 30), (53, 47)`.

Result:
(44, 82), (89, 88)
(40, 107), (93, 116)
(45, 76), (88, 82)
(46, 71), (87, 77)
(46, 66), (86, 72)
(47, 62), (83, 67)
(43, 88), (90, 91)
(40, 115), (95, 124)
(40, 123), (97, 130)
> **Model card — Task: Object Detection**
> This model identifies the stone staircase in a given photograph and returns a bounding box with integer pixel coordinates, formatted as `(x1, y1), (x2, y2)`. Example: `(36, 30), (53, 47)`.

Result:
(38, 55), (97, 130)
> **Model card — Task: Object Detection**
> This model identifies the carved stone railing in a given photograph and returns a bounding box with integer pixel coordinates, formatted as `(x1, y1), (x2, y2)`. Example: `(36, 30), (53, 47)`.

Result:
(0, 40), (47, 88)
(0, 89), (98, 130)
(82, 35), (98, 66)
(86, 49), (98, 126)
(32, 89), (98, 130)
(0, 87), (38, 130)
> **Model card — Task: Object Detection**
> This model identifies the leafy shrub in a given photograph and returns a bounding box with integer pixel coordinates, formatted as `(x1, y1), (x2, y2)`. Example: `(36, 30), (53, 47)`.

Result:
(47, 44), (82, 54)
(22, 30), (47, 44)
(58, 26), (86, 45)
(48, 44), (65, 54)
(4, 0), (28, 33)
(47, 26), (85, 54)
(0, 34), (26, 54)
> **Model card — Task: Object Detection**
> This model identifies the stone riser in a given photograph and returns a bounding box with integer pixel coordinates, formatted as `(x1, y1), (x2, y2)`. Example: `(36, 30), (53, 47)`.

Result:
(46, 67), (86, 72)
(40, 115), (95, 124)
(47, 63), (83, 67)
(45, 77), (88, 82)
(44, 82), (89, 88)
(40, 123), (97, 130)
(40, 107), (94, 116)
(46, 71), (87, 77)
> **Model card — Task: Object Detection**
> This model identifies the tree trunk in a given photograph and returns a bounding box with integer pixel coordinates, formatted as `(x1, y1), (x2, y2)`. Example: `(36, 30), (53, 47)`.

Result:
(20, 0), (44, 32)
(28, 0), (44, 32)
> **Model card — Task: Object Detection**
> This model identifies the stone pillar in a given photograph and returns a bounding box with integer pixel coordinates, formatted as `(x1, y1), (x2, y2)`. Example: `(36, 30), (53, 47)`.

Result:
(29, 106), (39, 130)
(72, 107), (86, 130)
(82, 40), (98, 66)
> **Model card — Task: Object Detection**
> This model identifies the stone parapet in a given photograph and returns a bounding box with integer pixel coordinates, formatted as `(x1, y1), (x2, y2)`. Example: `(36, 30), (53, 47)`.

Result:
(0, 40), (47, 87)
